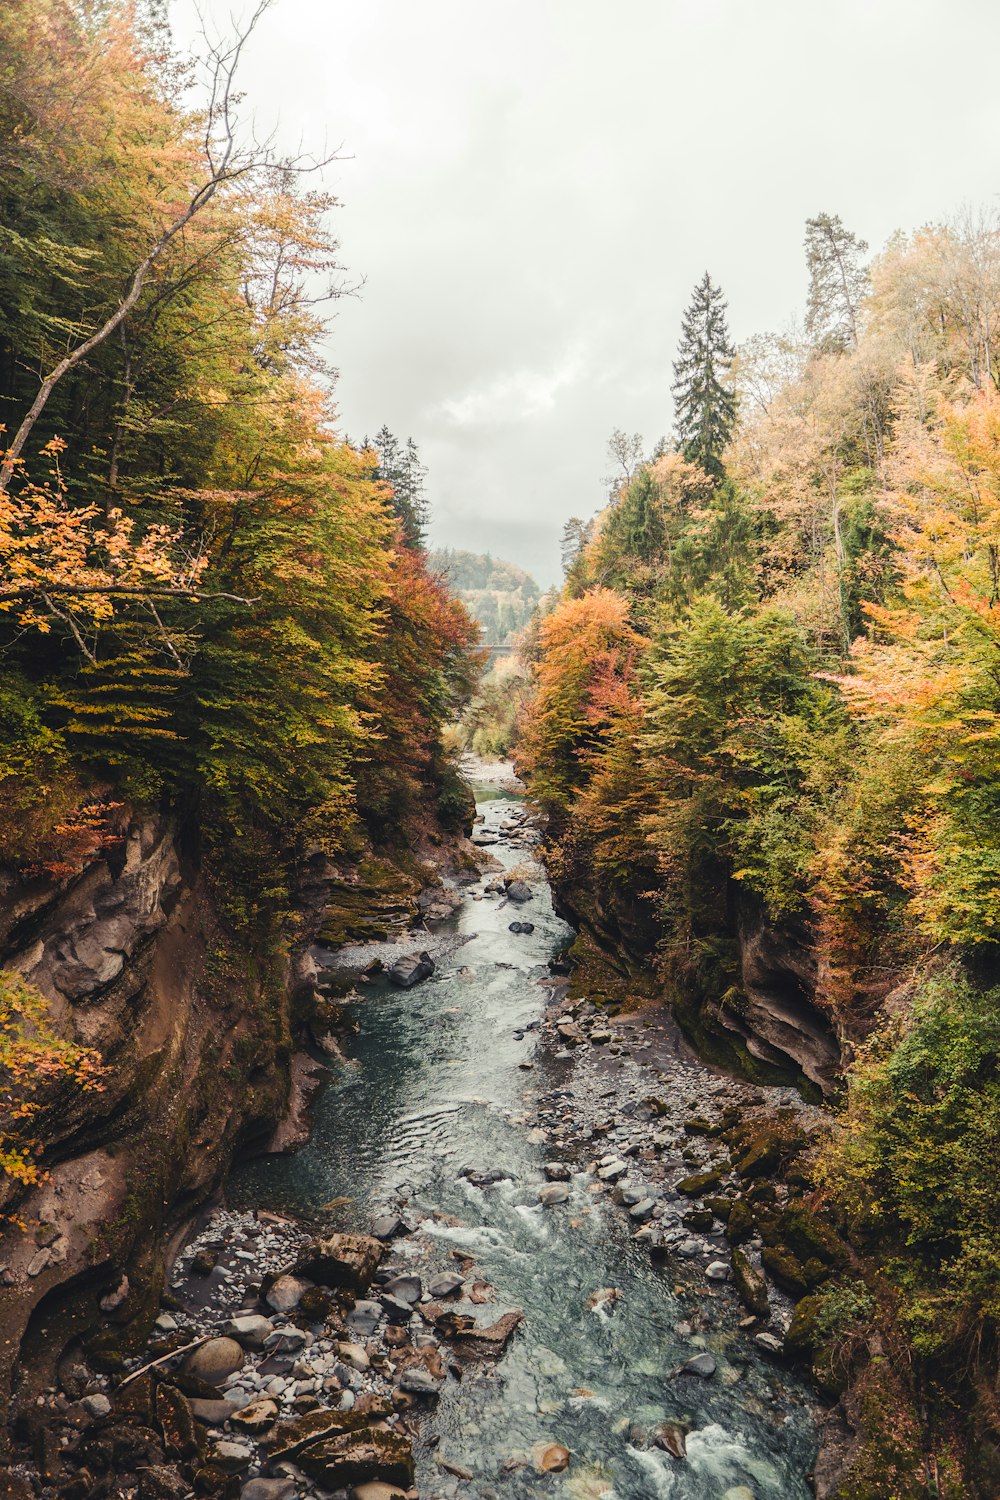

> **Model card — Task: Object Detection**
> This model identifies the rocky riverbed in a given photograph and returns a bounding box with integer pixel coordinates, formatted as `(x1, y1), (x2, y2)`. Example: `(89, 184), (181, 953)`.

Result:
(8, 762), (822, 1499)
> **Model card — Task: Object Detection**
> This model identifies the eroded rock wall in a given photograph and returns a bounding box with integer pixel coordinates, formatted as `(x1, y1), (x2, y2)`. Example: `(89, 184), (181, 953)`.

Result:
(0, 816), (295, 1422)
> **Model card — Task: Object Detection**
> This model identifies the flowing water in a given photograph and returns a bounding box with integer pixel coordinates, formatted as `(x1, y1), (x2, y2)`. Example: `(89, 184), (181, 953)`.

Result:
(232, 783), (817, 1499)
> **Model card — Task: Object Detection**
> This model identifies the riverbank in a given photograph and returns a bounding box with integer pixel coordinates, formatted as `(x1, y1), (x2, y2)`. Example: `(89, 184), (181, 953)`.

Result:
(4, 763), (821, 1500)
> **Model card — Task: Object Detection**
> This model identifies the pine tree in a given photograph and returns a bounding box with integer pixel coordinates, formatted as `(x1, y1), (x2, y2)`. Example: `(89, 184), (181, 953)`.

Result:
(671, 273), (737, 479)
(371, 426), (429, 547)
(804, 212), (869, 351)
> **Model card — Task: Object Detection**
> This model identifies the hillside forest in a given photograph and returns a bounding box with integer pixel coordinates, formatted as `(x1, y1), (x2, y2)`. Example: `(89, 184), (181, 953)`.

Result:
(0, 0), (478, 1177)
(515, 212), (1000, 1491)
(2, 2), (1000, 1497)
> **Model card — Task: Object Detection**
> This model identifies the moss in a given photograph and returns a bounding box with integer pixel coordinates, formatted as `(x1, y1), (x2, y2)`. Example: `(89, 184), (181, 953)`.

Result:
(677, 1169), (723, 1196)
(731, 1248), (769, 1317)
(761, 1245), (811, 1297)
(774, 1200), (849, 1269)
(724, 1196), (754, 1245)
(705, 1194), (732, 1221)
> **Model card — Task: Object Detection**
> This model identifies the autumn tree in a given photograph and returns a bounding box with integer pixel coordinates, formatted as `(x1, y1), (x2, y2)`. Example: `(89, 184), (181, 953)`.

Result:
(805, 212), (869, 352)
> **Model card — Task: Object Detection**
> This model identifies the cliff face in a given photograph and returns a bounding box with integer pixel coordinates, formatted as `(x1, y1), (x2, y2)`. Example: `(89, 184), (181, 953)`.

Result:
(0, 816), (297, 1421)
(0, 807), (478, 1435)
(552, 860), (842, 1095)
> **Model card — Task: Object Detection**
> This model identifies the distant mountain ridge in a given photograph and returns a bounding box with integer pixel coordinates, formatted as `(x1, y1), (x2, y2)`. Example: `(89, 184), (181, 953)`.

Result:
(430, 547), (541, 644)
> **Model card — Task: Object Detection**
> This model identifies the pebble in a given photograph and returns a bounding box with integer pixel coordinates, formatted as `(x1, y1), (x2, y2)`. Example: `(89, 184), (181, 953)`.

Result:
(81, 1394), (111, 1419)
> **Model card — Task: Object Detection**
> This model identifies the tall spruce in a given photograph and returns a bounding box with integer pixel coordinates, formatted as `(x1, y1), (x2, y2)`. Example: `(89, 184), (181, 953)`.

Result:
(671, 273), (737, 479)
(370, 426), (429, 547)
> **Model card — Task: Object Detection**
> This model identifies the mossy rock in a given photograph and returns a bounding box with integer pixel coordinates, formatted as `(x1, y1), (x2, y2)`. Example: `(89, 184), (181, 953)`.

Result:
(682, 1209), (715, 1232)
(761, 1245), (811, 1297)
(773, 1201), (848, 1269)
(724, 1197), (754, 1246)
(746, 1180), (777, 1205)
(784, 1293), (824, 1357)
(677, 1169), (723, 1197)
(704, 1195), (732, 1221)
(683, 1117), (719, 1137)
(731, 1248), (769, 1318)
(735, 1121), (806, 1179)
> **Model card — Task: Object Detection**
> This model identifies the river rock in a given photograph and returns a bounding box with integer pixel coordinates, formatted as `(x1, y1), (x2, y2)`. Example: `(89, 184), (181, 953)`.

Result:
(597, 1159), (627, 1182)
(731, 1248), (770, 1318)
(264, 1324), (308, 1353)
(266, 1273), (310, 1313)
(81, 1393), (111, 1419)
(538, 1183), (570, 1206)
(504, 880), (533, 903)
(230, 1398), (279, 1434)
(351, 1484), (409, 1500)
(191, 1398), (241, 1424)
(532, 1442), (570, 1473)
(754, 1330), (785, 1357)
(225, 1314), (274, 1348)
(241, 1481), (296, 1500)
(186, 1337), (245, 1384)
(383, 1273), (421, 1304)
(347, 1300), (382, 1336)
(677, 1352), (716, 1379)
(398, 1366), (443, 1395)
(212, 1438), (254, 1472)
(371, 1215), (409, 1241)
(338, 1342), (371, 1371)
(654, 1421), (688, 1459)
(543, 1162), (571, 1181)
(296, 1232), (384, 1290)
(705, 1260), (730, 1281)
(388, 951), (435, 989)
(296, 1426), (415, 1489)
(426, 1272), (465, 1298)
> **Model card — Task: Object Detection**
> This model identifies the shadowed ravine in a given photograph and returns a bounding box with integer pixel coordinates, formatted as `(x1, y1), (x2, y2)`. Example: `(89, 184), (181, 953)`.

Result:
(231, 780), (818, 1499)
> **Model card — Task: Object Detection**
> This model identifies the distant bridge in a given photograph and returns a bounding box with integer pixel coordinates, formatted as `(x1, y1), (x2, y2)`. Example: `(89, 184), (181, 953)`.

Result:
(481, 640), (515, 658)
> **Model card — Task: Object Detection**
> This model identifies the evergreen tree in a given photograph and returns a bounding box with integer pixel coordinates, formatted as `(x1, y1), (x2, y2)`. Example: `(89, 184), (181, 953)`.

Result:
(370, 425), (429, 547)
(671, 273), (737, 479)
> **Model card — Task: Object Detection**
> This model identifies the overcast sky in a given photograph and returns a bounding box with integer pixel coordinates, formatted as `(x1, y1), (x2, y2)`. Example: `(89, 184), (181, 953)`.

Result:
(170, 0), (1000, 585)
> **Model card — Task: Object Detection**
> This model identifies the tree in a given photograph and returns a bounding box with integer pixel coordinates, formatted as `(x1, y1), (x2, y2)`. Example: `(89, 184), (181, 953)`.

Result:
(672, 273), (737, 479)
(805, 212), (869, 352)
(604, 429), (644, 495)
(369, 427), (429, 547)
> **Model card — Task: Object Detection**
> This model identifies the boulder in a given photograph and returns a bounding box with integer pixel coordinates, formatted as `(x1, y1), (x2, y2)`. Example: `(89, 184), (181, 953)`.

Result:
(537, 1184), (570, 1206)
(388, 951), (435, 989)
(296, 1232), (384, 1291)
(224, 1314), (274, 1348)
(504, 880), (533, 903)
(351, 1485), (409, 1500)
(241, 1482), (297, 1500)
(676, 1352), (716, 1379)
(654, 1422), (688, 1459)
(543, 1162), (571, 1182)
(265, 1273), (309, 1314)
(426, 1272), (464, 1298)
(677, 1169), (722, 1196)
(382, 1274), (421, 1305)
(230, 1398), (279, 1434)
(297, 1426), (415, 1490)
(371, 1215), (409, 1241)
(731, 1248), (769, 1318)
(185, 1337), (245, 1384)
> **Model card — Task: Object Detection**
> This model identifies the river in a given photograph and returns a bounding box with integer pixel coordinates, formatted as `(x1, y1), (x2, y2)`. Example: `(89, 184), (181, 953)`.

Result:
(230, 774), (818, 1500)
